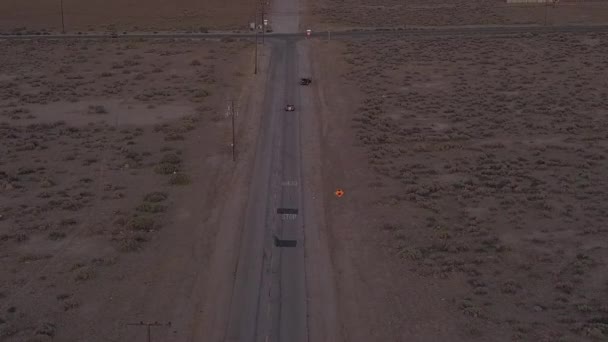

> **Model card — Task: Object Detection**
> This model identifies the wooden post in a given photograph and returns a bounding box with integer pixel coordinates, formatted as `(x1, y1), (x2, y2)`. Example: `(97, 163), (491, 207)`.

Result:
(261, 1), (265, 45)
(60, 0), (65, 33)
(254, 0), (258, 74)
(231, 100), (236, 162)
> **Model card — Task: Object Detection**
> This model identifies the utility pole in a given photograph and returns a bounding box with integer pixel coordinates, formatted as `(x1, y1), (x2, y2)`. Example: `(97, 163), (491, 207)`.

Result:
(544, 0), (548, 26)
(60, 0), (65, 33)
(254, 32), (258, 74)
(261, 0), (265, 45)
(127, 321), (171, 342)
(254, 0), (258, 74)
(231, 99), (236, 162)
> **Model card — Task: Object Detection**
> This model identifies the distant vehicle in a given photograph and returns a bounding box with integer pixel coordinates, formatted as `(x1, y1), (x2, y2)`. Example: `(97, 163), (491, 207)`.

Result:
(300, 78), (312, 86)
(285, 105), (295, 112)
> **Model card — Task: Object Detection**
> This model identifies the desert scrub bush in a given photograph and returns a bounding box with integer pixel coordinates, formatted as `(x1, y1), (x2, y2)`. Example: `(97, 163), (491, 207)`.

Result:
(60, 218), (77, 226)
(48, 231), (66, 240)
(74, 267), (95, 282)
(143, 192), (168, 203)
(161, 153), (181, 165)
(154, 162), (179, 175)
(34, 322), (56, 337)
(459, 299), (483, 318)
(136, 202), (166, 213)
(398, 247), (423, 260)
(19, 254), (52, 263)
(500, 279), (521, 294)
(127, 216), (155, 231)
(169, 173), (191, 186)
(88, 105), (108, 114)
(556, 281), (574, 294)
(117, 233), (147, 252)
(194, 89), (210, 98)
(190, 59), (201, 66)
(164, 132), (185, 141)
(40, 178), (56, 188)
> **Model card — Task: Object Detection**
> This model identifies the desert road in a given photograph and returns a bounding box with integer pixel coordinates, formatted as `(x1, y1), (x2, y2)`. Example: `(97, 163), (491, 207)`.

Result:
(195, 0), (339, 340)
(223, 38), (308, 342)
(4, 23), (608, 41)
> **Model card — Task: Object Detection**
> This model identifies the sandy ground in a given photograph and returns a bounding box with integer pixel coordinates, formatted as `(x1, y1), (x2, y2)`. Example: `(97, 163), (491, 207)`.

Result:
(304, 0), (608, 30)
(312, 31), (608, 341)
(0, 0), (257, 33)
(0, 38), (255, 341)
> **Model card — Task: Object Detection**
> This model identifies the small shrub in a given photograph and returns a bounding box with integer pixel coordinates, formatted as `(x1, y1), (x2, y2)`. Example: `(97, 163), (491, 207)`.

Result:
(501, 280), (521, 294)
(48, 231), (66, 240)
(74, 268), (94, 282)
(40, 178), (56, 188)
(56, 294), (71, 300)
(60, 218), (77, 226)
(194, 89), (210, 98)
(169, 173), (191, 186)
(14, 233), (29, 242)
(398, 247), (423, 260)
(154, 163), (178, 175)
(136, 203), (166, 213)
(34, 322), (56, 337)
(161, 153), (181, 165)
(88, 105), (108, 114)
(127, 216), (155, 231)
(143, 192), (168, 203)
(117, 233), (147, 252)
(556, 281), (574, 294)
(164, 133), (184, 141)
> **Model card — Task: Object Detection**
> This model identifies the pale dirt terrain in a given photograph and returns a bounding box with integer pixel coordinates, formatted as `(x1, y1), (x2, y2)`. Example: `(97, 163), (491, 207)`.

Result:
(312, 32), (608, 341)
(304, 0), (608, 30)
(0, 38), (255, 341)
(0, 0), (256, 33)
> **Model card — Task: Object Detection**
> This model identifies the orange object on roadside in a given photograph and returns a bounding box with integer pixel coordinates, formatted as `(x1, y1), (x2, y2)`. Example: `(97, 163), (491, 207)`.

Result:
(334, 189), (344, 198)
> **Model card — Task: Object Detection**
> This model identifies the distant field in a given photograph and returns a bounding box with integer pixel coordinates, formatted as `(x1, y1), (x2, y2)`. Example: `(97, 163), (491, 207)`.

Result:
(306, 0), (608, 29)
(0, 0), (255, 33)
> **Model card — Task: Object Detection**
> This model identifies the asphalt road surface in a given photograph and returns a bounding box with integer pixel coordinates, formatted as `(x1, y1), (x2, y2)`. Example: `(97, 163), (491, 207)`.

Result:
(223, 38), (307, 342)
(218, 0), (338, 340)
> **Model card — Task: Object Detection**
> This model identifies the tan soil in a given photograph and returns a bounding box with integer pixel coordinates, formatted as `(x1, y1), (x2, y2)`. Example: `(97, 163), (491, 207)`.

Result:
(312, 31), (608, 341)
(0, 38), (255, 341)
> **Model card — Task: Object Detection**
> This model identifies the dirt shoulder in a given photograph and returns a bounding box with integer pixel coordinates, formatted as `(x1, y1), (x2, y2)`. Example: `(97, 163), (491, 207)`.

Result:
(303, 0), (608, 31)
(0, 38), (255, 341)
(312, 31), (608, 341)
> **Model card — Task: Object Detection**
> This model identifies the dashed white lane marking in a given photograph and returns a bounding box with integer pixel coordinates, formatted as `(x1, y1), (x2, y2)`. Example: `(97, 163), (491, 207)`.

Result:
(281, 180), (298, 187)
